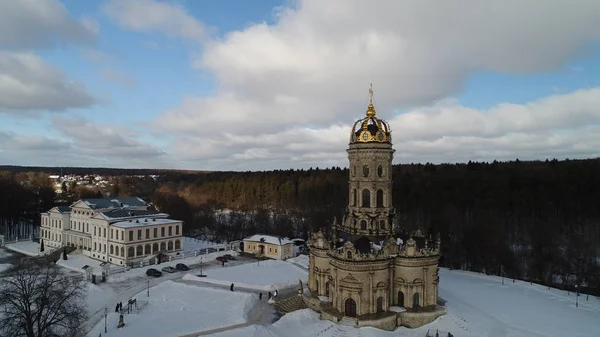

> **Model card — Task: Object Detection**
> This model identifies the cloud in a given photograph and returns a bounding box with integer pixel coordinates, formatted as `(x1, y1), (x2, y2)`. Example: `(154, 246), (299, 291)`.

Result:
(100, 68), (135, 87)
(0, 0), (96, 50)
(51, 116), (166, 159)
(103, 0), (206, 41)
(150, 0), (600, 170)
(0, 131), (72, 151)
(82, 49), (116, 63)
(0, 52), (96, 112)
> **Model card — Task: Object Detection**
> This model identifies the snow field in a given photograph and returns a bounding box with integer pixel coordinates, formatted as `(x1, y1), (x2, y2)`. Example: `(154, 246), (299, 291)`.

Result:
(182, 259), (308, 292)
(87, 280), (257, 337)
(0, 263), (12, 273)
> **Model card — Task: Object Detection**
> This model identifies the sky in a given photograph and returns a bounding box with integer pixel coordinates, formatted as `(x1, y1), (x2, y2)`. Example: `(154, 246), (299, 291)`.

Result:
(1, 0), (600, 171)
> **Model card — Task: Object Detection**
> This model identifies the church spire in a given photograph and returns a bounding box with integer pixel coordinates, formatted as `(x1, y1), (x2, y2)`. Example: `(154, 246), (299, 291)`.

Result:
(366, 83), (376, 117)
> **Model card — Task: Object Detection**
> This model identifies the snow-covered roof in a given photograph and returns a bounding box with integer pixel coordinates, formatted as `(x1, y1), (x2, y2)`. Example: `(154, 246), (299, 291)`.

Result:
(243, 234), (294, 246)
(111, 217), (181, 229)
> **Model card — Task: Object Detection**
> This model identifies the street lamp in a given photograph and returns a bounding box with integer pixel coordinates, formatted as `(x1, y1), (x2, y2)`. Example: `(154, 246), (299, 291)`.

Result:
(147, 279), (150, 297)
(104, 307), (108, 333)
(575, 284), (579, 308)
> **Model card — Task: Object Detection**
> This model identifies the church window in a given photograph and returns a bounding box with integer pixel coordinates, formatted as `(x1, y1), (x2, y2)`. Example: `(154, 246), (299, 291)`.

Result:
(361, 189), (371, 207)
(376, 189), (384, 207)
(363, 165), (370, 177)
(377, 165), (383, 177)
(360, 220), (367, 230)
(352, 189), (357, 206)
(347, 251), (352, 259)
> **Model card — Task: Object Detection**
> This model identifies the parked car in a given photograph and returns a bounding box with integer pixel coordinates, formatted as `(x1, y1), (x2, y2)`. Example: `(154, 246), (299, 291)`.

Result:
(223, 254), (236, 260)
(146, 268), (162, 277)
(175, 263), (190, 271)
(161, 266), (176, 273)
(216, 256), (227, 263)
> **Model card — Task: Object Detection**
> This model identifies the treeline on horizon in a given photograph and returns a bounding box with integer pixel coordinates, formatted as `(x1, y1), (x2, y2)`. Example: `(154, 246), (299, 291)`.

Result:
(1, 158), (599, 294)
(0, 165), (210, 176)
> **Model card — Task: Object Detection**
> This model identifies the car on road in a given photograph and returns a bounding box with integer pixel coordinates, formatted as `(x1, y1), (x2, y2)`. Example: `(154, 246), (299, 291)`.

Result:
(223, 254), (236, 260)
(175, 263), (190, 271)
(216, 256), (227, 263)
(146, 268), (162, 277)
(161, 266), (177, 273)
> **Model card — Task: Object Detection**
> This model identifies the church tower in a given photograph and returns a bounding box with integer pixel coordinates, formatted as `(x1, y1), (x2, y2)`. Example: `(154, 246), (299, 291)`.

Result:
(342, 84), (395, 239)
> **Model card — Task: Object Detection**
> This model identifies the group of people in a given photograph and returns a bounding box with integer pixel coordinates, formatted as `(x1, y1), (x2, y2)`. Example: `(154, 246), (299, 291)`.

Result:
(258, 289), (278, 300)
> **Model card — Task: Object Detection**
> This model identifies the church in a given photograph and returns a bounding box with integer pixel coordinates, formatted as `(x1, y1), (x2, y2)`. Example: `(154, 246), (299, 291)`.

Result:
(304, 86), (446, 330)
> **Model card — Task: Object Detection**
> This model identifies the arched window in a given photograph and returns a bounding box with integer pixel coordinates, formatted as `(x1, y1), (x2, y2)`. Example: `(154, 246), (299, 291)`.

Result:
(380, 220), (386, 229)
(153, 243), (159, 253)
(145, 244), (151, 254)
(168, 241), (173, 251)
(127, 247), (134, 257)
(160, 242), (166, 251)
(347, 251), (352, 259)
(136, 246), (143, 256)
(109, 245), (114, 255)
(377, 165), (383, 177)
(363, 165), (370, 177)
(361, 189), (371, 207)
(121, 247), (124, 257)
(360, 220), (367, 230)
(352, 189), (357, 206)
(413, 292), (420, 309)
(376, 189), (384, 207)
(175, 240), (181, 250)
(377, 296), (384, 312)
(398, 291), (405, 306)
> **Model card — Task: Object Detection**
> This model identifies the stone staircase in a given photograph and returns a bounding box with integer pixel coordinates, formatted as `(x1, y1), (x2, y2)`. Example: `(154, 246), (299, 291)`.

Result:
(274, 294), (307, 314)
(338, 317), (357, 327)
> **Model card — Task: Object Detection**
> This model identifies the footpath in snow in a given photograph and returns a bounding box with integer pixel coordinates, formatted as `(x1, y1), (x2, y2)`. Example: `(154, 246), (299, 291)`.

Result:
(182, 259), (308, 292)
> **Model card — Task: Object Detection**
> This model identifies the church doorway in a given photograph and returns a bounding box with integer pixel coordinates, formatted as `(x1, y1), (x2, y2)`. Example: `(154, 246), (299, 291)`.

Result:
(259, 245), (265, 255)
(376, 296), (384, 312)
(325, 281), (329, 296)
(397, 291), (405, 307)
(413, 292), (420, 309)
(344, 298), (357, 317)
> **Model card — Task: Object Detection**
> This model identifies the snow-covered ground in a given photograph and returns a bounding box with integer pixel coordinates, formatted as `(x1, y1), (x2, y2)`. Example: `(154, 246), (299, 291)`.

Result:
(56, 254), (106, 274)
(4, 241), (53, 256)
(0, 263), (12, 273)
(183, 237), (226, 253)
(87, 280), (256, 337)
(204, 268), (600, 337)
(182, 259), (308, 292)
(286, 254), (309, 269)
(0, 248), (13, 258)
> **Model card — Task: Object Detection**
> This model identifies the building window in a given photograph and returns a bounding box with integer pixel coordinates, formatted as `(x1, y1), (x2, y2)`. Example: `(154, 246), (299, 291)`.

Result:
(175, 226), (179, 235)
(94, 242), (97, 251)
(137, 230), (142, 240)
(360, 220), (367, 230)
(103, 244), (106, 253)
(362, 189), (371, 207)
(94, 227), (96, 236)
(110, 229), (113, 239)
(377, 165), (383, 177)
(161, 227), (165, 237)
(146, 228), (150, 238)
(116, 231), (119, 240)
(168, 226), (172, 236)
(154, 228), (158, 238)
(363, 165), (370, 177)
(129, 231), (133, 241)
(352, 189), (357, 206)
(103, 228), (106, 238)
(376, 189), (384, 208)
(269, 247), (272, 253)
(86, 223), (88, 232)
(275, 249), (278, 253)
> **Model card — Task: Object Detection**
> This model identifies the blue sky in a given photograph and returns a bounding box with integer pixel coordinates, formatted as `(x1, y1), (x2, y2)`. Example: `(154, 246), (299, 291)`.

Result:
(1, 0), (600, 170)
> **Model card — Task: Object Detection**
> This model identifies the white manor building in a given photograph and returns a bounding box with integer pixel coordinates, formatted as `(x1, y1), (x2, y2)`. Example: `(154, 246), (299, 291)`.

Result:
(40, 197), (183, 265)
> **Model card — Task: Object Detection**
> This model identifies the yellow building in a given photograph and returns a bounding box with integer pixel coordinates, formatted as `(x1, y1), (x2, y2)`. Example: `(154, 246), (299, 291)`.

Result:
(304, 86), (445, 330)
(243, 234), (294, 260)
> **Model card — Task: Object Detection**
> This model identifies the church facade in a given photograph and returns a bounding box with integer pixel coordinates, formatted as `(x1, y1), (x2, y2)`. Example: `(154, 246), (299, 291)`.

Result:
(304, 87), (446, 330)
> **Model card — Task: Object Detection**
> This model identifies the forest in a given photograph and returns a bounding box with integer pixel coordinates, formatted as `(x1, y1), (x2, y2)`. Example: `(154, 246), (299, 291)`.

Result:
(1, 158), (599, 294)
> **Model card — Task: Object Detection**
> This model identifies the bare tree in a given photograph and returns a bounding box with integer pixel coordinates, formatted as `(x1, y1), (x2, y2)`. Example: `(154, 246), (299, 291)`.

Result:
(0, 259), (87, 337)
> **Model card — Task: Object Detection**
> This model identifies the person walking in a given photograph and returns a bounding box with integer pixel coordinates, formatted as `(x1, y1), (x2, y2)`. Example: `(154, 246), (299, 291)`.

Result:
(268, 291), (272, 299)
(259, 292), (263, 300)
(230, 283), (234, 291)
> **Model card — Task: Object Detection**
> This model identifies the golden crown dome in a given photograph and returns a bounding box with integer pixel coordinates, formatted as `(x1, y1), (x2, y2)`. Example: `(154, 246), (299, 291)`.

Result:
(350, 84), (391, 144)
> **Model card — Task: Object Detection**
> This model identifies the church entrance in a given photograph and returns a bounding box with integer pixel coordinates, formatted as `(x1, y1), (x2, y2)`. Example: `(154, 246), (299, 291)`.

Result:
(344, 298), (357, 317)
(376, 296), (384, 312)
(258, 245), (265, 255)
(413, 292), (420, 309)
(397, 291), (405, 307)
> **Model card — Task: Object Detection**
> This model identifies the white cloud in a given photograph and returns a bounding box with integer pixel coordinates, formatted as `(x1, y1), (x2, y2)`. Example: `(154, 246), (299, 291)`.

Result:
(103, 0), (206, 41)
(0, 52), (95, 112)
(150, 0), (600, 170)
(0, 0), (96, 50)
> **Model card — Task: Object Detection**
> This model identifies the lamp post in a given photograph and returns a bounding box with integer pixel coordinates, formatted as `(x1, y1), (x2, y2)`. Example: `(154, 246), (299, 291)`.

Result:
(575, 284), (579, 308)
(104, 307), (108, 333)
(200, 257), (203, 276)
(147, 279), (150, 297)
